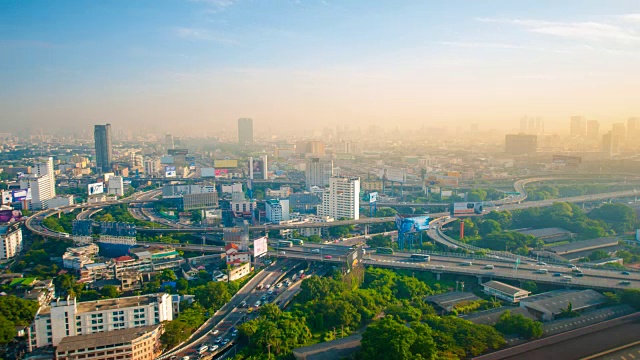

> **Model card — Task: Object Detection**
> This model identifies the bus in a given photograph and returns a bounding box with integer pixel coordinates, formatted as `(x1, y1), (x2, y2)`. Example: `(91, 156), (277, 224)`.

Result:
(291, 239), (304, 246)
(278, 240), (293, 248)
(410, 254), (431, 262)
(376, 247), (394, 254)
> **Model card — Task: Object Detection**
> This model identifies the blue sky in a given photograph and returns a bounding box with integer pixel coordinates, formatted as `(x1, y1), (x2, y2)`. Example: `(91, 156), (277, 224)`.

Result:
(1, 1), (639, 135)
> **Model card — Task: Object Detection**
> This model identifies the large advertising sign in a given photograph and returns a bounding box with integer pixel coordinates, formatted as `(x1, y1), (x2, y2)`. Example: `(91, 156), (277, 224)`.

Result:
(11, 189), (31, 201)
(201, 167), (216, 177)
(395, 215), (430, 234)
(380, 168), (406, 183)
(369, 192), (378, 203)
(88, 182), (104, 196)
(214, 159), (238, 168)
(1, 191), (12, 204)
(249, 159), (263, 175)
(253, 236), (268, 258)
(165, 166), (177, 178)
(0, 210), (22, 223)
(452, 202), (484, 216)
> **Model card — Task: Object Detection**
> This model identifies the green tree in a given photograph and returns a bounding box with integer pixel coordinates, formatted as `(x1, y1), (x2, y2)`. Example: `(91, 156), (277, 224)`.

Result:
(587, 250), (610, 261)
(367, 235), (393, 248)
(375, 207), (398, 218)
(0, 316), (16, 343)
(479, 220), (502, 236)
(160, 320), (191, 348)
(307, 235), (323, 243)
(100, 285), (120, 299)
(410, 321), (437, 360)
(361, 316), (417, 360)
(159, 269), (178, 282)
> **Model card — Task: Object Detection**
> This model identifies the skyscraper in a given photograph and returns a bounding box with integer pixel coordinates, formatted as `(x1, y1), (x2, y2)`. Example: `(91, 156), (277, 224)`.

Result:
(505, 134), (537, 155)
(238, 118), (254, 144)
(602, 132), (620, 156)
(317, 177), (360, 220)
(19, 157), (56, 210)
(586, 120), (600, 140)
(94, 124), (113, 173)
(570, 116), (586, 137)
(306, 158), (334, 190)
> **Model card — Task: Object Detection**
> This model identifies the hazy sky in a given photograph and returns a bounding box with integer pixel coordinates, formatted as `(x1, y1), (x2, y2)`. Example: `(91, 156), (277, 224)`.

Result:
(1, 1), (639, 136)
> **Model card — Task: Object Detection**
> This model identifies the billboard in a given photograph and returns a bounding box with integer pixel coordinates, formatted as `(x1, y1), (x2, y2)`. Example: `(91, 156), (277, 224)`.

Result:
(214, 159), (238, 168)
(253, 236), (268, 257)
(165, 166), (176, 178)
(11, 189), (31, 201)
(380, 168), (406, 183)
(452, 202), (484, 216)
(369, 192), (378, 203)
(395, 215), (430, 234)
(0, 210), (22, 223)
(249, 159), (264, 175)
(215, 169), (229, 177)
(88, 182), (104, 196)
(1, 191), (12, 204)
(201, 167), (216, 177)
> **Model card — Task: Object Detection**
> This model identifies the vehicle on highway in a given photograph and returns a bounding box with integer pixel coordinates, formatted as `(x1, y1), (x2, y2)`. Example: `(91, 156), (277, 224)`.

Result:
(324, 255), (333, 259)
(232, 329), (239, 337)
(620, 280), (631, 285)
(553, 272), (562, 277)
(265, 284), (271, 289)
(311, 248), (320, 253)
(276, 282), (283, 288)
(198, 345), (209, 354)
(537, 261), (547, 266)
(575, 272), (584, 277)
(209, 345), (219, 352)
(572, 268), (583, 274)
(435, 265), (444, 269)
(215, 337), (222, 343)
(247, 307), (253, 313)
(182, 356), (189, 360)
(279, 251), (286, 255)
(484, 264), (494, 269)
(621, 271), (631, 275)
(261, 295), (267, 301)
(222, 338), (230, 345)
(410, 254), (431, 262)
(255, 300), (261, 307)
(267, 289), (273, 295)
(278, 240), (293, 248)
(536, 269), (548, 274)
(211, 329), (220, 335)
(460, 261), (472, 266)
(238, 301), (246, 308)
(562, 276), (572, 282)
(568, 264), (576, 268)
(292, 239), (304, 245)
(376, 247), (394, 254)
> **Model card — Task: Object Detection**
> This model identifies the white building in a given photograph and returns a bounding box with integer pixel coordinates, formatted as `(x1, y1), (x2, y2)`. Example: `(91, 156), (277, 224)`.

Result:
(230, 199), (257, 213)
(28, 293), (173, 351)
(47, 195), (74, 208)
(162, 184), (216, 198)
(0, 223), (23, 259)
(221, 183), (243, 194)
(265, 199), (290, 223)
(305, 158), (334, 190)
(108, 176), (124, 196)
(317, 177), (360, 220)
(144, 158), (160, 176)
(279, 214), (334, 238)
(19, 157), (56, 210)
(266, 186), (291, 198)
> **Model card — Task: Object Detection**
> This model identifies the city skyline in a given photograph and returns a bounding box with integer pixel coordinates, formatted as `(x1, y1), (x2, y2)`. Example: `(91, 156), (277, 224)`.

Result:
(1, 1), (639, 134)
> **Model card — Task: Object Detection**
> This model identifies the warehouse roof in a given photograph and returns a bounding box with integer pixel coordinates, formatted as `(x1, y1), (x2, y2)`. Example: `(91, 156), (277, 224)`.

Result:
(547, 237), (619, 255)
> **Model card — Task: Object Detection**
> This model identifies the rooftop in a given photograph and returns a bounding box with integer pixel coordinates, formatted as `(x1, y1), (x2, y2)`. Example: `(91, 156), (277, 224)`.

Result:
(521, 289), (606, 316)
(548, 237), (619, 255)
(517, 227), (573, 241)
(40, 293), (167, 315)
(483, 280), (530, 297)
(424, 291), (481, 311)
(462, 307), (537, 326)
(56, 325), (159, 353)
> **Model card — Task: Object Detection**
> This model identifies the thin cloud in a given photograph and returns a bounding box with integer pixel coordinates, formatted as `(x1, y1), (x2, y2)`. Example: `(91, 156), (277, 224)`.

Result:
(476, 17), (640, 42)
(438, 41), (525, 49)
(618, 13), (640, 22)
(173, 27), (237, 43)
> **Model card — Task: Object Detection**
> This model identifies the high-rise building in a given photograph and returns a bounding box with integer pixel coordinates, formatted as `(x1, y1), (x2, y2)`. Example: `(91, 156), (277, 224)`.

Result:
(611, 123), (627, 142)
(505, 134), (537, 155)
(317, 177), (360, 220)
(265, 199), (290, 223)
(94, 124), (113, 173)
(28, 293), (173, 351)
(586, 120), (600, 140)
(164, 133), (174, 149)
(108, 176), (124, 197)
(306, 158), (334, 190)
(0, 223), (22, 259)
(602, 132), (620, 156)
(570, 116), (586, 137)
(19, 157), (56, 210)
(628, 117), (640, 141)
(238, 118), (254, 144)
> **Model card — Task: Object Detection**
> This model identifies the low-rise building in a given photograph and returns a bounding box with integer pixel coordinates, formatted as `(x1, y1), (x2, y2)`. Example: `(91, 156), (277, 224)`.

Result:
(482, 280), (530, 303)
(519, 289), (606, 321)
(54, 324), (162, 360)
(28, 293), (173, 351)
(265, 199), (290, 223)
(62, 244), (99, 270)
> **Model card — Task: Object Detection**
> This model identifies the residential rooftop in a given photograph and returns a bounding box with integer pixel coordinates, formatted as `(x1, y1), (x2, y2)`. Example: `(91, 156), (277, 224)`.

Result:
(56, 325), (159, 353)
